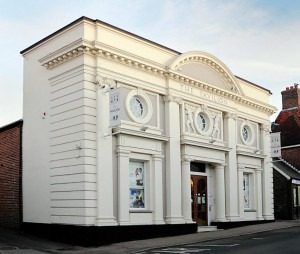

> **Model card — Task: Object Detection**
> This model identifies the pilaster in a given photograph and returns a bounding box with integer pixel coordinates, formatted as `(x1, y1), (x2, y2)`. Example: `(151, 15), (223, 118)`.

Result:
(238, 166), (245, 219)
(117, 148), (130, 225)
(164, 95), (184, 224)
(181, 158), (193, 223)
(95, 77), (117, 226)
(261, 123), (274, 220)
(152, 154), (165, 224)
(255, 168), (263, 220)
(215, 164), (227, 222)
(224, 112), (239, 220)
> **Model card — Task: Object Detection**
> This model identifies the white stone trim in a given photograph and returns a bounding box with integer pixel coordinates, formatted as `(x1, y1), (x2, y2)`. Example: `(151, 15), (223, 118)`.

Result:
(194, 109), (212, 136)
(125, 89), (153, 124)
(240, 122), (255, 146)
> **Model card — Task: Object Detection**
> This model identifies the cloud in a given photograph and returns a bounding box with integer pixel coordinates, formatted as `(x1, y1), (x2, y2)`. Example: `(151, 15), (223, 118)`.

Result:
(0, 0), (299, 125)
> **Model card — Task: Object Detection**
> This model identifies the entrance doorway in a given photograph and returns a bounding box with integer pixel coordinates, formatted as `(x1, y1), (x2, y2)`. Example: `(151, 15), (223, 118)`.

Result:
(191, 175), (208, 225)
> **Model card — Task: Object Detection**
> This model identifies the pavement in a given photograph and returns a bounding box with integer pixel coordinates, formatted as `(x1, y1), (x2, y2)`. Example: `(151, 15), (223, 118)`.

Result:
(0, 220), (300, 254)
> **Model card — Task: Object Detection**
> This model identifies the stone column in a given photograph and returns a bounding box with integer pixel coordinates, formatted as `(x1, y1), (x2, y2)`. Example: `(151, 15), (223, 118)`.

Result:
(181, 158), (193, 223)
(117, 148), (130, 225)
(96, 77), (117, 226)
(261, 123), (274, 220)
(152, 154), (165, 224)
(238, 166), (245, 219)
(164, 95), (184, 224)
(255, 168), (263, 220)
(224, 113), (239, 221)
(215, 164), (227, 222)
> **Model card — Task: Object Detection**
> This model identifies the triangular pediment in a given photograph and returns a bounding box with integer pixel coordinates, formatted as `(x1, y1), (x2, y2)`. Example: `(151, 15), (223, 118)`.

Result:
(169, 51), (242, 94)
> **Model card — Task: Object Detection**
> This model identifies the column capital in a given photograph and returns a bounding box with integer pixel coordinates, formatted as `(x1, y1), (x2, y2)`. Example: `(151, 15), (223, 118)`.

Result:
(255, 168), (263, 172)
(116, 148), (130, 157)
(164, 95), (183, 104)
(152, 154), (164, 160)
(181, 155), (192, 163)
(237, 165), (245, 171)
(95, 75), (117, 90)
(215, 163), (226, 169)
(225, 112), (238, 120)
(260, 123), (271, 133)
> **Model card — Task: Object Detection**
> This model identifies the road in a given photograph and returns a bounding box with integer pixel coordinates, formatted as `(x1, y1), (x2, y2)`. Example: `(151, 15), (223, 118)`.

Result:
(135, 226), (300, 254)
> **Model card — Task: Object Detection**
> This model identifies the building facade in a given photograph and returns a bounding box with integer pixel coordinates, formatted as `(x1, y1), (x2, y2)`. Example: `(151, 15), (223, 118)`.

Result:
(21, 17), (275, 242)
(0, 120), (23, 229)
(272, 84), (300, 220)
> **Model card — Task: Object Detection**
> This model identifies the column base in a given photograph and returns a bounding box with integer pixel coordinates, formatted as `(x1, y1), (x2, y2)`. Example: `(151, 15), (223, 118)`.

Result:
(226, 215), (240, 222)
(263, 214), (275, 220)
(96, 217), (118, 226)
(215, 217), (227, 222)
(153, 220), (166, 225)
(183, 219), (194, 224)
(165, 216), (185, 224)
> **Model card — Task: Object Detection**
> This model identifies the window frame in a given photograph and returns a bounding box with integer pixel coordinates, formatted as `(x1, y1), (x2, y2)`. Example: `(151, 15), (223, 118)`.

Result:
(243, 172), (254, 210)
(128, 157), (151, 212)
(126, 89), (153, 124)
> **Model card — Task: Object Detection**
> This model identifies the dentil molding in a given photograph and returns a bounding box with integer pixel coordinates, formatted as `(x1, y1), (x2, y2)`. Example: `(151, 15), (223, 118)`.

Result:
(41, 45), (276, 115)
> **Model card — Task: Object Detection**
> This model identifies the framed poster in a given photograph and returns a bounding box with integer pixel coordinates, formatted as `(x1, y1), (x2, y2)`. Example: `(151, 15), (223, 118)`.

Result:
(129, 161), (145, 209)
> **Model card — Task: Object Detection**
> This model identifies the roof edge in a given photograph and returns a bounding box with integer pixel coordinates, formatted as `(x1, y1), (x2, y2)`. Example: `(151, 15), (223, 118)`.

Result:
(20, 16), (180, 55)
(235, 75), (272, 95)
(20, 16), (90, 54)
(0, 119), (23, 132)
(20, 16), (271, 95)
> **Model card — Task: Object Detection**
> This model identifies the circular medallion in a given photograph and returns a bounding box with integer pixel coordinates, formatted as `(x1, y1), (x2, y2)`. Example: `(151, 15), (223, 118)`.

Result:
(126, 90), (153, 124)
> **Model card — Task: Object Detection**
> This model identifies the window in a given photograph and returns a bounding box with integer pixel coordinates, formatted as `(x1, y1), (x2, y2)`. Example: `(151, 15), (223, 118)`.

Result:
(130, 96), (144, 119)
(190, 162), (206, 173)
(240, 123), (254, 145)
(126, 89), (153, 124)
(129, 161), (146, 209)
(197, 113), (207, 131)
(242, 126), (249, 142)
(243, 173), (251, 209)
(194, 110), (211, 135)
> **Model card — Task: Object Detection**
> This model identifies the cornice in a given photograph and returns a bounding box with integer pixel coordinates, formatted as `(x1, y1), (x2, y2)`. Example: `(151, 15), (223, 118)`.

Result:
(172, 54), (238, 93)
(41, 45), (276, 115)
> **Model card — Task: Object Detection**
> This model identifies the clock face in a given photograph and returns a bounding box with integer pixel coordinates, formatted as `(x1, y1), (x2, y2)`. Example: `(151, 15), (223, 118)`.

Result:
(130, 96), (144, 118)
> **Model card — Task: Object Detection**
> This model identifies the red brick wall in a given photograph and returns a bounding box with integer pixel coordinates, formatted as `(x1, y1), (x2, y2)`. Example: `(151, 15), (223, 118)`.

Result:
(282, 148), (300, 170)
(281, 85), (300, 110)
(0, 120), (22, 229)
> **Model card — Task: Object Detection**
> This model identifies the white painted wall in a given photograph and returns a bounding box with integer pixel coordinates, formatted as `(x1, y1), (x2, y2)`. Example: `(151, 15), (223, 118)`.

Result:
(22, 17), (275, 227)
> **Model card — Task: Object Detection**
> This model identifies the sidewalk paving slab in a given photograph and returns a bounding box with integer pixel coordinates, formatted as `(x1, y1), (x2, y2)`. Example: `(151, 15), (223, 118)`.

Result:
(1, 220), (300, 254)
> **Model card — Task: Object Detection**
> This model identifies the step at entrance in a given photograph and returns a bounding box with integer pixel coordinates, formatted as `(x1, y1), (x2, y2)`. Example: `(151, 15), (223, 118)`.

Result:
(197, 226), (218, 232)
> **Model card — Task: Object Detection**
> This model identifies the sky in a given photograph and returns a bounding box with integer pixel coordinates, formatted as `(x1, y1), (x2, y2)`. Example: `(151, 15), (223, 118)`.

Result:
(1, 0), (300, 127)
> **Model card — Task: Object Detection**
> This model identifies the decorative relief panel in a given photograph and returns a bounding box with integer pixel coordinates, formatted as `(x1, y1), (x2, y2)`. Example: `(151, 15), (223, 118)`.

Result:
(183, 103), (223, 140)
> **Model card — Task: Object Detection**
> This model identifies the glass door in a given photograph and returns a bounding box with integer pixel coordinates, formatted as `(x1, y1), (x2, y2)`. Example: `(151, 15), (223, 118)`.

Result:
(191, 175), (208, 225)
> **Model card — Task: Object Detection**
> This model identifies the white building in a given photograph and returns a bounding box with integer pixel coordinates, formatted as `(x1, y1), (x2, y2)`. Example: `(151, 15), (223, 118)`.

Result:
(21, 17), (276, 242)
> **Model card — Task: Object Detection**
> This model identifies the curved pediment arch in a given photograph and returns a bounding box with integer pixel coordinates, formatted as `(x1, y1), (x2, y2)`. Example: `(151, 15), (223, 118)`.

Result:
(168, 51), (243, 95)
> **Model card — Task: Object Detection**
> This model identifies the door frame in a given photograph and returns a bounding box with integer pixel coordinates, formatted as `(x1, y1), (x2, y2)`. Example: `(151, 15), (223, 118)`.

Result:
(191, 174), (208, 225)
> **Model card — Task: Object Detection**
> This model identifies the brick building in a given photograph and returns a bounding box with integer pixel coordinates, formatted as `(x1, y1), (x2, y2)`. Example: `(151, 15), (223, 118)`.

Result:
(272, 84), (300, 219)
(0, 120), (23, 229)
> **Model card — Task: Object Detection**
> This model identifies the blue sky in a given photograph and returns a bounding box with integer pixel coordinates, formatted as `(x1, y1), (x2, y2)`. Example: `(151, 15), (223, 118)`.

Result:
(1, 0), (300, 126)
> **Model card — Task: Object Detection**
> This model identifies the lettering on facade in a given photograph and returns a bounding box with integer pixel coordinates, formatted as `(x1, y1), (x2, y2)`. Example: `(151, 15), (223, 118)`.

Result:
(200, 91), (228, 105)
(271, 132), (281, 157)
(109, 88), (121, 127)
(181, 84), (193, 94)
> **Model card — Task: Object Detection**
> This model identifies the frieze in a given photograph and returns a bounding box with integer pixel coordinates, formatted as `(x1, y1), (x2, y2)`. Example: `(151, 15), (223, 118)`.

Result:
(41, 44), (275, 115)
(184, 103), (222, 140)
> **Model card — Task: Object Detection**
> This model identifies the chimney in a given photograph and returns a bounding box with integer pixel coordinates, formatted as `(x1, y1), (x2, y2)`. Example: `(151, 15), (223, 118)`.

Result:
(281, 83), (300, 109)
